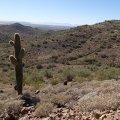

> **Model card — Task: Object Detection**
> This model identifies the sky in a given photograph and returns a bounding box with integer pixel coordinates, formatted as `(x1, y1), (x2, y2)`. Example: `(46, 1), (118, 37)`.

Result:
(0, 0), (120, 25)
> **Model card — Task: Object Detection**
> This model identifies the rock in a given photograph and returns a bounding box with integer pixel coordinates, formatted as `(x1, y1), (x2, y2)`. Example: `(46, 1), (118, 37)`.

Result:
(49, 113), (56, 119)
(83, 116), (91, 120)
(4, 113), (16, 120)
(75, 116), (80, 120)
(42, 117), (50, 120)
(64, 80), (68, 85)
(54, 116), (61, 120)
(0, 113), (4, 118)
(52, 108), (58, 114)
(28, 106), (35, 112)
(35, 90), (40, 94)
(62, 112), (67, 117)
(101, 110), (110, 114)
(0, 90), (4, 93)
(69, 110), (75, 117)
(19, 115), (29, 120)
(21, 106), (35, 114)
(117, 109), (120, 113)
(56, 113), (62, 118)
(117, 106), (120, 110)
(111, 107), (117, 111)
(100, 114), (107, 120)
(62, 108), (69, 113)
(21, 107), (28, 114)
(92, 118), (97, 120)
(114, 113), (120, 119)
(93, 112), (101, 119)
(21, 93), (40, 106)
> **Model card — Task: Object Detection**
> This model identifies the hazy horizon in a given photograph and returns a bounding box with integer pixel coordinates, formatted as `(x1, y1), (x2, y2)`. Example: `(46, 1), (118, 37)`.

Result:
(0, 20), (75, 26)
(0, 19), (119, 27)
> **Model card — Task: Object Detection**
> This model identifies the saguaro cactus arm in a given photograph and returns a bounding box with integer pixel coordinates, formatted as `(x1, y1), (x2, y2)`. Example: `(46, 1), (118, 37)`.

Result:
(9, 55), (17, 66)
(9, 40), (15, 46)
(18, 48), (25, 59)
(9, 33), (25, 95)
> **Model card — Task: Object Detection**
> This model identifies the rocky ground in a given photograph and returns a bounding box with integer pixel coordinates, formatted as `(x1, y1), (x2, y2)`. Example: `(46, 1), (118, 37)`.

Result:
(0, 79), (120, 120)
(19, 106), (120, 120)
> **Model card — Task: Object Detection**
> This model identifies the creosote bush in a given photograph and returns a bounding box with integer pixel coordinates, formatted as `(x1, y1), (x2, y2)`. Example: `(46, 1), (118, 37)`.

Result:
(36, 64), (43, 69)
(50, 78), (59, 85)
(63, 68), (75, 82)
(34, 103), (54, 117)
(24, 69), (44, 87)
(44, 70), (53, 78)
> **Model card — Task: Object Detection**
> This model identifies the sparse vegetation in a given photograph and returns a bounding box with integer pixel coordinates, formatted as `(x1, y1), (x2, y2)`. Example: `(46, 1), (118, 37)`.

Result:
(0, 20), (120, 119)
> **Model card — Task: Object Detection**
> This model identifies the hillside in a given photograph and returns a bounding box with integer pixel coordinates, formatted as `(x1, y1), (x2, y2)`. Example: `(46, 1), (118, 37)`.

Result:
(24, 20), (120, 67)
(0, 20), (120, 73)
(0, 20), (120, 84)
(0, 20), (120, 119)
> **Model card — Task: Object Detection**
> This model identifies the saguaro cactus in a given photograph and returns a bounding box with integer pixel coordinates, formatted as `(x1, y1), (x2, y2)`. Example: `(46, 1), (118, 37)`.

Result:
(9, 33), (25, 95)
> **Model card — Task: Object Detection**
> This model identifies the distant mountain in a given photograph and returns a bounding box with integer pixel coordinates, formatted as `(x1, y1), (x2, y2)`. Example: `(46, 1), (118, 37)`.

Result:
(0, 21), (73, 31)
(0, 23), (39, 35)
(20, 22), (73, 31)
(10, 23), (31, 31)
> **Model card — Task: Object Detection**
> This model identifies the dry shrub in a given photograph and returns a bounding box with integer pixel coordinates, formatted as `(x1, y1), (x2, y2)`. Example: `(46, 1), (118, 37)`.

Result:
(51, 93), (71, 107)
(0, 94), (9, 100)
(52, 84), (69, 94)
(5, 100), (23, 114)
(39, 92), (72, 108)
(40, 84), (54, 94)
(34, 102), (54, 117)
(78, 92), (120, 111)
(0, 101), (4, 115)
(78, 80), (120, 111)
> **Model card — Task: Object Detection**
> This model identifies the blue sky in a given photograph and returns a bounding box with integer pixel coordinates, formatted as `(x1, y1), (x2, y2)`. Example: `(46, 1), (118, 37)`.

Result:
(0, 0), (120, 25)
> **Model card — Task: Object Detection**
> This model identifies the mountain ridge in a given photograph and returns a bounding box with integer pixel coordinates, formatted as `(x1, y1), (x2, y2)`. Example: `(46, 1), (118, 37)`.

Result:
(0, 21), (73, 31)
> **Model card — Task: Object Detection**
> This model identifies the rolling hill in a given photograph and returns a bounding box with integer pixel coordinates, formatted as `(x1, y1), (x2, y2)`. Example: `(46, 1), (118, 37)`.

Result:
(24, 20), (120, 67)
(0, 20), (120, 67)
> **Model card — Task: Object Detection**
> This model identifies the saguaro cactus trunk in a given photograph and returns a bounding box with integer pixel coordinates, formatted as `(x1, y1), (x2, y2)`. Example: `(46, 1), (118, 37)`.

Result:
(9, 33), (25, 95)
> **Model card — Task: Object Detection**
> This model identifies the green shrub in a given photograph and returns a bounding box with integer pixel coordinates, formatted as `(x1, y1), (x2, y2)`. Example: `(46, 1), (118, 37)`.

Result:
(50, 79), (59, 85)
(24, 70), (44, 87)
(44, 70), (53, 78)
(36, 64), (43, 69)
(96, 67), (120, 80)
(78, 71), (91, 78)
(43, 41), (48, 44)
(63, 68), (75, 81)
(84, 59), (98, 65)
